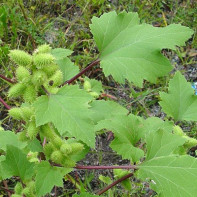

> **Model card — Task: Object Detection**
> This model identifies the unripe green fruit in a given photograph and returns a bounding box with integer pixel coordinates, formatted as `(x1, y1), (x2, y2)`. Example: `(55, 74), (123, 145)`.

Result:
(37, 44), (51, 54)
(22, 187), (31, 196)
(23, 85), (37, 103)
(41, 64), (59, 77)
(8, 83), (26, 98)
(18, 131), (28, 142)
(14, 182), (23, 194)
(89, 91), (99, 98)
(32, 70), (47, 86)
(50, 150), (63, 163)
(173, 125), (185, 136)
(21, 107), (34, 121)
(62, 157), (76, 167)
(44, 143), (55, 157)
(9, 108), (23, 120)
(183, 136), (197, 148)
(33, 53), (54, 69)
(27, 121), (39, 140)
(52, 136), (63, 148)
(70, 143), (84, 154)
(9, 49), (32, 67)
(49, 70), (63, 86)
(84, 81), (91, 92)
(16, 66), (31, 83)
(40, 124), (55, 139)
(60, 143), (72, 155)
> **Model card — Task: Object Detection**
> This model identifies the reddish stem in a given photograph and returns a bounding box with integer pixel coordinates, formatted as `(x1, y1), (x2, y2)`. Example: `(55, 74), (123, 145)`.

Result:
(96, 173), (133, 195)
(0, 97), (11, 110)
(0, 74), (15, 84)
(62, 59), (100, 86)
(75, 165), (137, 170)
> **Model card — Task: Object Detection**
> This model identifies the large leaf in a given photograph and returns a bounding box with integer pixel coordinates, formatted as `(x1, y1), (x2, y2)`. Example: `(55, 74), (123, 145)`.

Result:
(35, 161), (71, 197)
(33, 85), (95, 147)
(1, 145), (34, 181)
(160, 71), (197, 121)
(95, 114), (144, 162)
(138, 155), (197, 197)
(90, 11), (193, 87)
(51, 48), (73, 60)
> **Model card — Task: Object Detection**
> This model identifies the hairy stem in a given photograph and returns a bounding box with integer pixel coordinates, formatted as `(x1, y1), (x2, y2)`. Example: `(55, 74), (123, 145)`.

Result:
(75, 165), (137, 170)
(62, 59), (100, 86)
(0, 74), (15, 84)
(96, 173), (134, 195)
(0, 97), (11, 110)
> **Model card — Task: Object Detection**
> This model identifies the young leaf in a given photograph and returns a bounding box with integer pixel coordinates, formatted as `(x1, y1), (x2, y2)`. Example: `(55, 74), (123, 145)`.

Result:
(33, 85), (95, 147)
(145, 129), (186, 160)
(138, 155), (197, 197)
(160, 71), (197, 121)
(95, 114), (144, 162)
(1, 145), (34, 181)
(84, 77), (103, 94)
(90, 11), (193, 87)
(51, 48), (73, 60)
(55, 58), (79, 81)
(35, 161), (72, 197)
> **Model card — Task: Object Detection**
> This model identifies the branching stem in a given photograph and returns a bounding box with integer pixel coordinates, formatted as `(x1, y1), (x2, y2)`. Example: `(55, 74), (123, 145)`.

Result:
(0, 97), (11, 110)
(62, 59), (100, 86)
(0, 74), (15, 84)
(96, 172), (134, 195)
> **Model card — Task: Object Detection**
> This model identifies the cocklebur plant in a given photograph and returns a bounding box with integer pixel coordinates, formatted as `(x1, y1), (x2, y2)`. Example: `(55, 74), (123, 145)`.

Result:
(0, 11), (196, 197)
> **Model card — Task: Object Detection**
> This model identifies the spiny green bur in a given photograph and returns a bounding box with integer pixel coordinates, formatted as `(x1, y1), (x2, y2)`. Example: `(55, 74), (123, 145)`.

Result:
(16, 66), (31, 83)
(27, 121), (39, 140)
(70, 143), (84, 154)
(50, 150), (64, 163)
(14, 182), (23, 194)
(33, 53), (54, 69)
(44, 142), (56, 158)
(60, 143), (72, 155)
(36, 44), (52, 54)
(9, 107), (23, 120)
(23, 85), (37, 103)
(9, 50), (32, 67)
(8, 83), (26, 98)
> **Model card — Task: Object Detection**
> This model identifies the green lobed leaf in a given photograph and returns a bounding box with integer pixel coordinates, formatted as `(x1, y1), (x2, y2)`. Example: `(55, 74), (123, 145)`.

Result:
(35, 161), (72, 197)
(90, 11), (193, 87)
(160, 71), (197, 121)
(0, 130), (26, 151)
(84, 77), (103, 94)
(33, 85), (95, 147)
(138, 155), (197, 197)
(95, 114), (144, 162)
(1, 145), (34, 181)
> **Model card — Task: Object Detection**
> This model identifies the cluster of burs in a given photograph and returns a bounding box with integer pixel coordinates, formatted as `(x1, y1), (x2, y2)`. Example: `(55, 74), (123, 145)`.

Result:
(7, 45), (84, 174)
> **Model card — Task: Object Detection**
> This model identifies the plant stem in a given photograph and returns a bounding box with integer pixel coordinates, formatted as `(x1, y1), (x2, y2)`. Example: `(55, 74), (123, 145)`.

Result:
(41, 85), (51, 96)
(62, 59), (100, 86)
(0, 74), (15, 84)
(75, 165), (137, 170)
(96, 173), (133, 195)
(0, 97), (11, 110)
